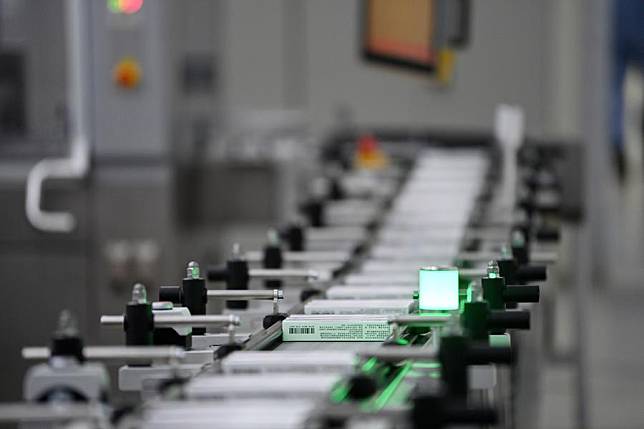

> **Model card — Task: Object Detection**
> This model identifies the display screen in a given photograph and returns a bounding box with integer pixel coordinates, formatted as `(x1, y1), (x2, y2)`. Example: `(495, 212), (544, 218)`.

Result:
(362, 0), (436, 72)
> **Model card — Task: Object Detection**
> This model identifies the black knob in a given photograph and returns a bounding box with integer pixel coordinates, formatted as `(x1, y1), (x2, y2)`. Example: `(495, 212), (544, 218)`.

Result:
(159, 286), (182, 304)
(346, 374), (378, 400)
(468, 343), (515, 365)
(262, 313), (289, 329)
(516, 265), (547, 282)
(488, 310), (531, 330)
(300, 288), (322, 302)
(503, 284), (540, 303)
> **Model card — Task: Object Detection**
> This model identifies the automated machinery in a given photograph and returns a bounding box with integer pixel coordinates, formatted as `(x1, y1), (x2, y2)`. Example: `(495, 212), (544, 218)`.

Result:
(0, 125), (566, 429)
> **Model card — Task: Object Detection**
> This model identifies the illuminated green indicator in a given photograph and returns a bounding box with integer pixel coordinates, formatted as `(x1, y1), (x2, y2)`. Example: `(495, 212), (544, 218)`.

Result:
(418, 266), (459, 311)
(373, 362), (413, 410)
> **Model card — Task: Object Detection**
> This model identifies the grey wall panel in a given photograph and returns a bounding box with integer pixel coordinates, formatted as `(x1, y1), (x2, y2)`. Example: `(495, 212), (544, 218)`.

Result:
(303, 0), (547, 135)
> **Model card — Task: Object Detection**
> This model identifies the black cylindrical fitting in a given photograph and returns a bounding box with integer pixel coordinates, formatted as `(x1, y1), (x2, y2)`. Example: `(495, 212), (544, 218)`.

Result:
(438, 335), (469, 399)
(481, 276), (505, 310)
(262, 244), (283, 289)
(516, 265), (547, 282)
(262, 312), (289, 329)
(182, 276), (207, 335)
(346, 374), (378, 400)
(444, 404), (498, 426)
(281, 224), (305, 251)
(226, 259), (250, 309)
(207, 267), (228, 282)
(329, 177), (345, 200)
(153, 328), (192, 349)
(412, 394), (498, 429)
(467, 343), (515, 365)
(301, 199), (325, 227)
(51, 335), (85, 363)
(511, 243), (529, 265)
(536, 226), (560, 242)
(503, 284), (540, 303)
(124, 302), (153, 346)
(462, 301), (490, 341)
(497, 258), (518, 284)
(488, 310), (530, 330)
(159, 286), (182, 305)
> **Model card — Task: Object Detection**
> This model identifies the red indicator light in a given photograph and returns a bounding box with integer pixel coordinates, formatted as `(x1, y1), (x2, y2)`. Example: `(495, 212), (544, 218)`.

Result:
(108, 0), (143, 15)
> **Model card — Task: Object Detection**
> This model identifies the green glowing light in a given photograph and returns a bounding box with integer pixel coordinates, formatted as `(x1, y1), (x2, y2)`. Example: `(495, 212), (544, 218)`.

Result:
(361, 357), (378, 373)
(329, 383), (350, 403)
(418, 266), (459, 311)
(373, 362), (412, 410)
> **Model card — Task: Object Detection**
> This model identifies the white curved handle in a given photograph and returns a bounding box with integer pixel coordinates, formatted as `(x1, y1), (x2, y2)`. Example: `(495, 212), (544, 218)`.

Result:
(25, 0), (90, 233)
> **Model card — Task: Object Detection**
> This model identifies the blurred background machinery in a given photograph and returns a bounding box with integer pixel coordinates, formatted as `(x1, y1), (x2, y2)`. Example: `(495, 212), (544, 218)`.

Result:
(0, 1), (642, 428)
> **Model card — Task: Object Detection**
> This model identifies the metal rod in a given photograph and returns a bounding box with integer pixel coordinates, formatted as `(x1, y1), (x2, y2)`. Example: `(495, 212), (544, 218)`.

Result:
(358, 347), (438, 362)
(307, 227), (366, 241)
(249, 268), (319, 280)
(100, 314), (240, 327)
(456, 250), (558, 264)
(207, 289), (284, 300)
(0, 403), (105, 422)
(22, 346), (186, 362)
(388, 314), (451, 326)
(459, 268), (488, 279)
(245, 250), (350, 263)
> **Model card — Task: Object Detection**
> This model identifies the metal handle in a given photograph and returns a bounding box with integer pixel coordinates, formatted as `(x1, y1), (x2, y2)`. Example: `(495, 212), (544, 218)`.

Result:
(25, 0), (90, 233)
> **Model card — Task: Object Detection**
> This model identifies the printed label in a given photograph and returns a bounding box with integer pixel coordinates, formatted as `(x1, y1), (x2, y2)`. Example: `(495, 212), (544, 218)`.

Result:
(282, 319), (392, 341)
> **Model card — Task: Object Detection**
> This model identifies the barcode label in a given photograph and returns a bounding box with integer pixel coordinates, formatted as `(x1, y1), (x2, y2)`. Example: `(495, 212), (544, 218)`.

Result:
(282, 318), (392, 341)
(288, 326), (316, 335)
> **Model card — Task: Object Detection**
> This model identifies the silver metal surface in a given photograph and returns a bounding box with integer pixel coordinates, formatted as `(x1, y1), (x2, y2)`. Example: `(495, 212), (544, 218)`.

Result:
(388, 314), (451, 326)
(245, 250), (350, 263)
(22, 346), (186, 362)
(100, 314), (240, 327)
(0, 403), (106, 423)
(207, 289), (284, 300)
(357, 346), (438, 362)
(249, 268), (319, 280)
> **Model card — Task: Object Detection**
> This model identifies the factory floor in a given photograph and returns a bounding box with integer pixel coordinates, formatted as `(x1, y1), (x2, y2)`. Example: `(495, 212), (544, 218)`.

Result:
(539, 71), (644, 429)
(539, 290), (644, 429)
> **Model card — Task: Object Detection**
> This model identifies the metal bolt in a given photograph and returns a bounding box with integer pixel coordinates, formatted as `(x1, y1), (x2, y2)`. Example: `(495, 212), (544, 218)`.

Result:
(267, 229), (280, 246)
(56, 310), (79, 338)
(444, 313), (462, 336)
(232, 243), (243, 260)
(187, 261), (200, 279)
(131, 283), (148, 304)
(500, 244), (512, 259)
(511, 229), (526, 247)
(470, 281), (484, 302)
(487, 260), (500, 279)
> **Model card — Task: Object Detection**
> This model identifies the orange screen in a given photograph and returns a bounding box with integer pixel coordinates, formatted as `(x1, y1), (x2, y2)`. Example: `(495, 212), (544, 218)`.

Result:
(365, 0), (434, 67)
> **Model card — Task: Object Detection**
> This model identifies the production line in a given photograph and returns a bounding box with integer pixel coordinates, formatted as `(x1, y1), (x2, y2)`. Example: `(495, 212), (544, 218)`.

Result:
(3, 135), (563, 428)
